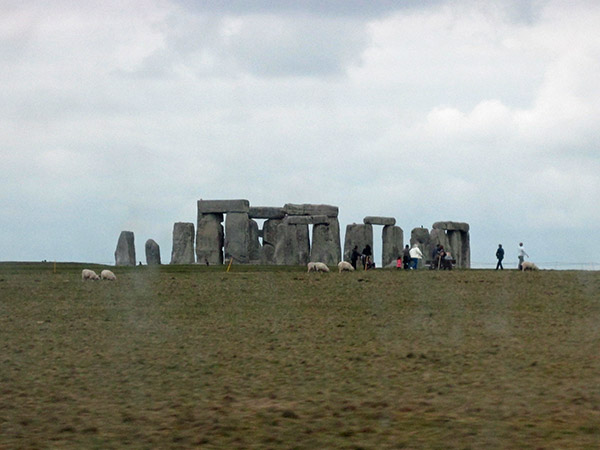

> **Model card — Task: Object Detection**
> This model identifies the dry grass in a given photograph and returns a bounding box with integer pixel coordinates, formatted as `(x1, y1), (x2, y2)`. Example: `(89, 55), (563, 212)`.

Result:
(1, 262), (599, 448)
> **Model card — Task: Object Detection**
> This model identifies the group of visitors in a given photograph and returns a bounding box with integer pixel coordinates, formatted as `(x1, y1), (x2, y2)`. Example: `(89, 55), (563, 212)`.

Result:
(350, 245), (375, 270)
(393, 244), (427, 270)
(495, 242), (529, 270)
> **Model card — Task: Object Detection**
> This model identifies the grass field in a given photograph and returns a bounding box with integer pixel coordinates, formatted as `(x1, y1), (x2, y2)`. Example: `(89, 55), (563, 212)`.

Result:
(1, 262), (599, 449)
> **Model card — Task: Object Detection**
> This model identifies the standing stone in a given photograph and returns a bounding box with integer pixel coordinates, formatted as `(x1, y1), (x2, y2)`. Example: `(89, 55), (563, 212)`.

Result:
(343, 223), (373, 262)
(261, 218), (282, 264)
(225, 212), (250, 263)
(196, 213), (224, 265)
(171, 222), (195, 264)
(145, 239), (161, 265)
(460, 231), (471, 269)
(115, 231), (135, 266)
(382, 225), (403, 268)
(274, 223), (310, 265)
(248, 219), (262, 264)
(410, 227), (430, 268)
(429, 228), (451, 260)
(310, 217), (341, 265)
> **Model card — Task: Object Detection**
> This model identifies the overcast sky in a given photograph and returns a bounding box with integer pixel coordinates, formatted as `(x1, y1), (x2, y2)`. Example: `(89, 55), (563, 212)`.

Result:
(2, 0), (599, 269)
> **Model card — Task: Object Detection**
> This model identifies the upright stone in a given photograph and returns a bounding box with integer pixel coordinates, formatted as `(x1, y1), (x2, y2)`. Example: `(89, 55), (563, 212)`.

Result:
(261, 219), (282, 264)
(248, 219), (262, 264)
(382, 225), (403, 267)
(225, 212), (250, 263)
(343, 223), (373, 262)
(145, 239), (161, 265)
(429, 228), (451, 260)
(115, 231), (135, 266)
(310, 217), (341, 265)
(410, 227), (430, 268)
(461, 231), (471, 269)
(171, 222), (195, 264)
(274, 223), (310, 265)
(196, 213), (224, 265)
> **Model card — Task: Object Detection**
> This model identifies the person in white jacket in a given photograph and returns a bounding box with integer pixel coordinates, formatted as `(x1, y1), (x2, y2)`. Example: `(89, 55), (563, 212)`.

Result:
(409, 244), (424, 270)
(517, 242), (529, 270)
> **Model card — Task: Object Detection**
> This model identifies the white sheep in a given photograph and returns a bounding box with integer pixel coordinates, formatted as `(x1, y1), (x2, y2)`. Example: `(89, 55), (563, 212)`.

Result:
(338, 261), (355, 272)
(101, 269), (117, 281)
(521, 261), (539, 271)
(81, 269), (100, 281)
(307, 262), (330, 273)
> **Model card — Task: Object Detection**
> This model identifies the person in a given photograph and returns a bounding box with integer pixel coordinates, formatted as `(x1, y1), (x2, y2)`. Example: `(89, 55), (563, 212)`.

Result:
(409, 244), (424, 269)
(517, 242), (529, 270)
(402, 244), (411, 270)
(350, 245), (361, 270)
(396, 256), (402, 269)
(495, 244), (504, 270)
(362, 244), (373, 270)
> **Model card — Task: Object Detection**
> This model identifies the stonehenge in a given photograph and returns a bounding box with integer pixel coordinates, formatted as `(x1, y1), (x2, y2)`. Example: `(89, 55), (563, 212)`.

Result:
(115, 199), (470, 269)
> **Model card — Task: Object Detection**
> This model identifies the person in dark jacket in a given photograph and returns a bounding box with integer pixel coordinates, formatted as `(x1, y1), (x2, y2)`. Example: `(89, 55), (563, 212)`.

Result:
(496, 244), (504, 270)
(350, 246), (361, 270)
(362, 244), (373, 270)
(402, 245), (411, 270)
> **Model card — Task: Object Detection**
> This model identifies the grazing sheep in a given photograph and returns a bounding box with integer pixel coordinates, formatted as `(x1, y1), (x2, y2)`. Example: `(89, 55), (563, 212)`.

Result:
(101, 269), (117, 281)
(521, 261), (539, 271)
(81, 269), (100, 281)
(338, 261), (355, 272)
(307, 262), (330, 273)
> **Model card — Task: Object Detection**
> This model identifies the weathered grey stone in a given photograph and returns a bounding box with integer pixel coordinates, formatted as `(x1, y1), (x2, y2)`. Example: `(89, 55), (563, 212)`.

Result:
(343, 223), (373, 262)
(428, 228), (450, 261)
(310, 217), (341, 265)
(410, 227), (430, 268)
(261, 219), (282, 265)
(248, 219), (262, 263)
(197, 199), (249, 214)
(460, 231), (471, 269)
(283, 203), (338, 217)
(382, 225), (403, 267)
(364, 216), (396, 226)
(224, 212), (250, 263)
(248, 206), (286, 219)
(273, 223), (310, 265)
(171, 222), (195, 264)
(115, 231), (136, 266)
(284, 215), (330, 225)
(432, 221), (470, 232)
(145, 239), (161, 265)
(196, 213), (224, 265)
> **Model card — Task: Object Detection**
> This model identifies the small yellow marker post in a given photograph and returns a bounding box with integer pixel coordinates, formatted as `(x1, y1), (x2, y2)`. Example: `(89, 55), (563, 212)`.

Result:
(226, 257), (234, 272)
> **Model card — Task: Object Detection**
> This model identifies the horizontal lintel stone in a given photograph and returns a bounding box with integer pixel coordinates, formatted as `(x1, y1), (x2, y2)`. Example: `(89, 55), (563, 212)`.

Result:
(283, 203), (339, 217)
(248, 207), (286, 219)
(197, 199), (249, 214)
(363, 216), (396, 226)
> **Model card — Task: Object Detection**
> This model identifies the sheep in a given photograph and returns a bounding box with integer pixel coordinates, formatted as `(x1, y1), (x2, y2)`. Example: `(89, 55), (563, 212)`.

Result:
(521, 261), (539, 271)
(101, 269), (117, 281)
(81, 269), (100, 281)
(307, 262), (330, 273)
(338, 261), (355, 272)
